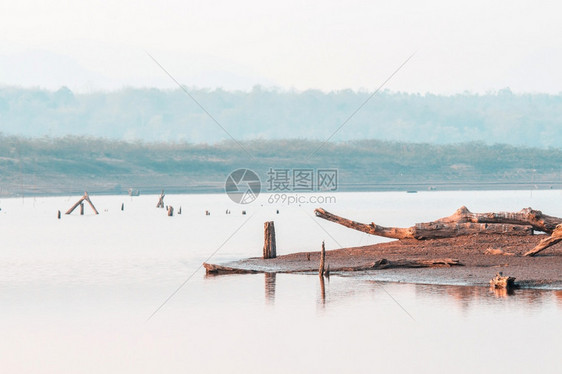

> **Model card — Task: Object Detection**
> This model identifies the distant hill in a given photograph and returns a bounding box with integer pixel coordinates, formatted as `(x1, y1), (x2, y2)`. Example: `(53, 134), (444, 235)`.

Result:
(1, 86), (561, 147)
(0, 136), (560, 196)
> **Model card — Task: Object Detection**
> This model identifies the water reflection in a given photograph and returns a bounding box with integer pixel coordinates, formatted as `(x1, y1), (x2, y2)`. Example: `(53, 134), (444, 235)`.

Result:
(413, 283), (559, 311)
(318, 275), (326, 308)
(489, 286), (515, 298)
(555, 290), (562, 307)
(206, 272), (560, 314)
(264, 272), (276, 304)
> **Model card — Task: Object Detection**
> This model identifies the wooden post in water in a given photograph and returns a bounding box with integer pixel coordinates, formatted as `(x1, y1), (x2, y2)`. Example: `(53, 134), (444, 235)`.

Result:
(121, 203), (124, 211)
(319, 241), (326, 277)
(80, 202), (84, 215)
(167, 206), (174, 217)
(156, 190), (165, 208)
(263, 221), (276, 259)
(57, 210), (61, 219)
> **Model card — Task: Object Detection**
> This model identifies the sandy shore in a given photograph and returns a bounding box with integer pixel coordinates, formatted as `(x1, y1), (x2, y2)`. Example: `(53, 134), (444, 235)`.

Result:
(205, 234), (562, 289)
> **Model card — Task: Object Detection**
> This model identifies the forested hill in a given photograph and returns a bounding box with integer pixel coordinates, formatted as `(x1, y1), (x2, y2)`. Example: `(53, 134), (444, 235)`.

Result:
(1, 86), (561, 147)
(1, 136), (560, 196)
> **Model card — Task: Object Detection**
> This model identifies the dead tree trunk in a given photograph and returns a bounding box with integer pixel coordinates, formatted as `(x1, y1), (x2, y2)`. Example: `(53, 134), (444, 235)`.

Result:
(66, 192), (99, 215)
(436, 206), (561, 234)
(156, 190), (165, 208)
(315, 207), (534, 240)
(263, 221), (277, 259)
(524, 224), (562, 257)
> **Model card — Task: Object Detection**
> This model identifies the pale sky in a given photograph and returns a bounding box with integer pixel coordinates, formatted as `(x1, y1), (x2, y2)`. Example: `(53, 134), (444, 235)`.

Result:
(1, 0), (561, 93)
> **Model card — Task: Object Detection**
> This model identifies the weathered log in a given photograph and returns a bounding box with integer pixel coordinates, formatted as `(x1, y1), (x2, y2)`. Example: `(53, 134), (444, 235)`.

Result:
(204, 263), (260, 274)
(333, 258), (462, 271)
(314, 208), (533, 240)
(203, 258), (462, 275)
(263, 221), (277, 259)
(437, 206), (561, 233)
(524, 223), (562, 257)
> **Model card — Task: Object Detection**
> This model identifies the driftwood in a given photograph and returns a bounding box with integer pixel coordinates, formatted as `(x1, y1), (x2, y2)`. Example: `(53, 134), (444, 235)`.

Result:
(203, 258), (462, 275)
(524, 223), (562, 257)
(65, 192), (99, 215)
(314, 207), (537, 240)
(203, 263), (261, 274)
(436, 206), (561, 234)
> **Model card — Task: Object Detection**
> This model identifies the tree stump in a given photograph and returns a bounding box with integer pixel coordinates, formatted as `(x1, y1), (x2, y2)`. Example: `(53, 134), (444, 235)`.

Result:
(167, 206), (174, 217)
(490, 272), (516, 289)
(263, 221), (276, 259)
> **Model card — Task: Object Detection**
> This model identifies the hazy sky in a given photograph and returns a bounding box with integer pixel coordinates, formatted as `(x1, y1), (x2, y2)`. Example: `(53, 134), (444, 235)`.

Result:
(1, 0), (561, 93)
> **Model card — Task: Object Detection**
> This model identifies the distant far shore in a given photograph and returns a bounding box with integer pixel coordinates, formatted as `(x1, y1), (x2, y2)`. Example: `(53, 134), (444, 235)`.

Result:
(1, 181), (560, 198)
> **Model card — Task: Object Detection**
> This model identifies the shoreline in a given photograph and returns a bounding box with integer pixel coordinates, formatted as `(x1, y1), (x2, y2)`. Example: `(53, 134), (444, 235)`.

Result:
(204, 234), (562, 291)
(1, 182), (561, 198)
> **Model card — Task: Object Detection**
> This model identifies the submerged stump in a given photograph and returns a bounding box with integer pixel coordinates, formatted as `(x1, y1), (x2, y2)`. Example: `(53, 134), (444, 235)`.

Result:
(263, 221), (276, 259)
(490, 272), (516, 289)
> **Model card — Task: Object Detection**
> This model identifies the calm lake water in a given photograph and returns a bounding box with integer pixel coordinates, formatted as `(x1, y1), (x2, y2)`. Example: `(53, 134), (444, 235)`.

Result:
(0, 190), (561, 373)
